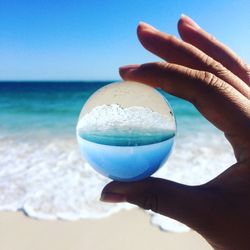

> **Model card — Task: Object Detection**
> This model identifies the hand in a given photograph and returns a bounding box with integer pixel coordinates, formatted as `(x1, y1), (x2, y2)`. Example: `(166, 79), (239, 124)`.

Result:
(101, 15), (250, 250)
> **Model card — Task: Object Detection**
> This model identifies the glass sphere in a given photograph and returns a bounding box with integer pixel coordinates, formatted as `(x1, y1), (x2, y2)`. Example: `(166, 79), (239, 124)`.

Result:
(76, 81), (176, 182)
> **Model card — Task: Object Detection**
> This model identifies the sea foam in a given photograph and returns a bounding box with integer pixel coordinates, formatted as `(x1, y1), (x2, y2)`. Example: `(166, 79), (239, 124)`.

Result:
(0, 126), (235, 232)
(0, 81), (236, 232)
(77, 104), (175, 145)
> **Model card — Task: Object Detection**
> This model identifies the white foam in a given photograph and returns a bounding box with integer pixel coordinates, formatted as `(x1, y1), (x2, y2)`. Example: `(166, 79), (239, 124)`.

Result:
(0, 135), (133, 220)
(0, 127), (235, 232)
(77, 104), (175, 133)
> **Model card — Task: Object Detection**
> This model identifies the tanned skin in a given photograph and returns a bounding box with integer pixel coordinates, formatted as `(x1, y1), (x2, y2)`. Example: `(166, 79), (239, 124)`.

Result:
(101, 15), (250, 250)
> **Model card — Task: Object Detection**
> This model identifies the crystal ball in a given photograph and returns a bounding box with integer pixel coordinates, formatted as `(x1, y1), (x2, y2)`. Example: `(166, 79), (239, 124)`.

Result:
(76, 81), (176, 182)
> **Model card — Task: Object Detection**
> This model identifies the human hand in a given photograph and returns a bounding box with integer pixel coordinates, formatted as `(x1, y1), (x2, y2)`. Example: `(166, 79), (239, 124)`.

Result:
(101, 15), (250, 250)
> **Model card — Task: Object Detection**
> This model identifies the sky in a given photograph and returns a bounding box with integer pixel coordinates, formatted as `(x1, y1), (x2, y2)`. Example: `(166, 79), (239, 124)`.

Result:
(0, 0), (249, 80)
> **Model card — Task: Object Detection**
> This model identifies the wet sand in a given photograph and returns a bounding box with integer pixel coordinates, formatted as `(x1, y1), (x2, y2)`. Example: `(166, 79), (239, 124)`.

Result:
(0, 209), (213, 250)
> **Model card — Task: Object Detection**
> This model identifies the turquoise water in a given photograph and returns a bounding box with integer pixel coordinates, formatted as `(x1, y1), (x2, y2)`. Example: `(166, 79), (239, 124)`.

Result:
(0, 81), (212, 137)
(79, 130), (175, 146)
(77, 134), (174, 181)
(0, 81), (234, 229)
(0, 81), (108, 135)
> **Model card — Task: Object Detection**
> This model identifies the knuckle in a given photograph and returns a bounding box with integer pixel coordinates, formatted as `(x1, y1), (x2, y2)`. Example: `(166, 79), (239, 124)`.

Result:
(144, 61), (167, 72)
(156, 61), (177, 73)
(200, 54), (214, 67)
(200, 71), (232, 93)
(141, 181), (159, 212)
(201, 54), (228, 75)
(203, 71), (217, 85)
(141, 191), (159, 213)
(231, 58), (250, 84)
(155, 61), (168, 69)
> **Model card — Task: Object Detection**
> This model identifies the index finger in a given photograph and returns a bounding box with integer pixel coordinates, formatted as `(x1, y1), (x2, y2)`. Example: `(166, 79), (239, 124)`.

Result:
(119, 62), (250, 138)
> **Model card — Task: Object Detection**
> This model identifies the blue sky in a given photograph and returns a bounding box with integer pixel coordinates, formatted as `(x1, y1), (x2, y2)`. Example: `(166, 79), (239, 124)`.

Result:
(0, 0), (249, 80)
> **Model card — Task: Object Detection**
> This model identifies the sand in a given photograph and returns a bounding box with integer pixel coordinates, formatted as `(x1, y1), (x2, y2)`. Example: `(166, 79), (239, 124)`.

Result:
(0, 209), (213, 250)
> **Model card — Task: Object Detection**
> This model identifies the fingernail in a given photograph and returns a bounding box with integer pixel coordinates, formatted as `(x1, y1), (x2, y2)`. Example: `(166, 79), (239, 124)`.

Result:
(100, 192), (127, 203)
(180, 14), (200, 29)
(138, 21), (159, 31)
(119, 64), (140, 72)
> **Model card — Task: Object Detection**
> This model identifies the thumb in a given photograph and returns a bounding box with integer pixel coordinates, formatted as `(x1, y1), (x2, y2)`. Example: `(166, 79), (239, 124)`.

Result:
(101, 177), (213, 230)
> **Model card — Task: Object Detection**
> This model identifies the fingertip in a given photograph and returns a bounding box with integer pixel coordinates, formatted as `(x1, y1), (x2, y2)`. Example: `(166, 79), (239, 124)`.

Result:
(137, 22), (159, 41)
(119, 64), (140, 79)
(137, 21), (158, 32)
(101, 180), (116, 194)
(119, 62), (168, 89)
(119, 67), (127, 80)
(101, 178), (149, 196)
(101, 180), (127, 195)
(100, 181), (131, 203)
(178, 15), (201, 39)
(119, 64), (140, 72)
(100, 192), (127, 203)
(179, 14), (200, 29)
(177, 15), (185, 30)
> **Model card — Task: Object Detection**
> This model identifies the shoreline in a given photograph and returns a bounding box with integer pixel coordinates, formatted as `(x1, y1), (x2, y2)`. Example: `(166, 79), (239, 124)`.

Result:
(0, 208), (212, 250)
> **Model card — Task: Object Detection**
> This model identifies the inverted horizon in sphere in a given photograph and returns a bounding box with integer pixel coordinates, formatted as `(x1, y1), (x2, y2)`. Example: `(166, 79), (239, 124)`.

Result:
(76, 81), (176, 181)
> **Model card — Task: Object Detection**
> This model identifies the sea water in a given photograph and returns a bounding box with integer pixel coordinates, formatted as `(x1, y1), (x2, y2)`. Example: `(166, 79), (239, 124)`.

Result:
(0, 81), (235, 232)
(76, 103), (176, 181)
(77, 131), (175, 181)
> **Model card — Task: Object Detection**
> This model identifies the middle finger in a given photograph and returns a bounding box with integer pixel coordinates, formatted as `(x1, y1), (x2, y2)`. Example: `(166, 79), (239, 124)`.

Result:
(137, 22), (250, 99)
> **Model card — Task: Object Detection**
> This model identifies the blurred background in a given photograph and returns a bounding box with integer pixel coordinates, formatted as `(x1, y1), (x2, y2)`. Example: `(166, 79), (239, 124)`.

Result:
(0, 1), (249, 250)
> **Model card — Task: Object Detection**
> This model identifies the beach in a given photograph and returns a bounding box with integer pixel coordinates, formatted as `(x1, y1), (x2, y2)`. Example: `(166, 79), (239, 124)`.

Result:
(0, 209), (213, 250)
(0, 81), (235, 247)
(1, 0), (248, 248)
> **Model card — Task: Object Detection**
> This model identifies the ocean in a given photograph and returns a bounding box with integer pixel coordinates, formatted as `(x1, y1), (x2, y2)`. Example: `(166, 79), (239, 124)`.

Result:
(0, 81), (235, 232)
